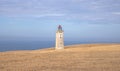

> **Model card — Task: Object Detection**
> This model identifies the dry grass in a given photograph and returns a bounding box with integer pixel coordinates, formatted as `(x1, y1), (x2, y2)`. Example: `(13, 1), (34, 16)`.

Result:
(0, 44), (120, 71)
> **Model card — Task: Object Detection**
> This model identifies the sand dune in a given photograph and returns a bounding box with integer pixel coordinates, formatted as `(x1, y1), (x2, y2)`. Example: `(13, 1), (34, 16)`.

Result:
(0, 44), (120, 71)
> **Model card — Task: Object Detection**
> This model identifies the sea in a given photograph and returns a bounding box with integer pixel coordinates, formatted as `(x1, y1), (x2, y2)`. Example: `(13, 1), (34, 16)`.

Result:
(0, 40), (119, 52)
(0, 40), (81, 52)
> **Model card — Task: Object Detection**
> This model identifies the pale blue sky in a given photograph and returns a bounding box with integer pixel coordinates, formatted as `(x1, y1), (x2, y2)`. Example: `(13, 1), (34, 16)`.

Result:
(0, 0), (120, 42)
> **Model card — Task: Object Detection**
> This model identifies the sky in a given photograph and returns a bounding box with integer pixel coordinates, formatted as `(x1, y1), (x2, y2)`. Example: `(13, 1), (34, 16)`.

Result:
(0, 0), (120, 43)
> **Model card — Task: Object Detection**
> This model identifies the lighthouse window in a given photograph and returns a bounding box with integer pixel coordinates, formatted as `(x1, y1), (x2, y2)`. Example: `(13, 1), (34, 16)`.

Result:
(60, 34), (62, 38)
(60, 43), (62, 47)
(60, 42), (62, 44)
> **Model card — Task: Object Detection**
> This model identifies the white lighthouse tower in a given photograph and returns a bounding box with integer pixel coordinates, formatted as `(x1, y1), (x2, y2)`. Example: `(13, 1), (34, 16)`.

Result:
(55, 25), (64, 50)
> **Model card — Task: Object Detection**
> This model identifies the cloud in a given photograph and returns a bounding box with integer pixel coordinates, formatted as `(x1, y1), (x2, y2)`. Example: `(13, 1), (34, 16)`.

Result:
(26, 13), (65, 18)
(112, 12), (120, 15)
(0, 0), (120, 24)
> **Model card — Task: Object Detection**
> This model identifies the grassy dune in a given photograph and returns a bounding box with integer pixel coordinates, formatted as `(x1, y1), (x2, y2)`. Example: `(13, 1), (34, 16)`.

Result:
(0, 44), (120, 71)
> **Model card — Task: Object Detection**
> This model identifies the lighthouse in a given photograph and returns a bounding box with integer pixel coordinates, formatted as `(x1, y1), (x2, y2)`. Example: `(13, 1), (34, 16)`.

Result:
(55, 25), (64, 50)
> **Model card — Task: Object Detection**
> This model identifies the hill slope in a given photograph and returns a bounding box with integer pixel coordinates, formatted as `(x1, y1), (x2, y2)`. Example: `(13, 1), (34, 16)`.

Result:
(0, 44), (120, 71)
